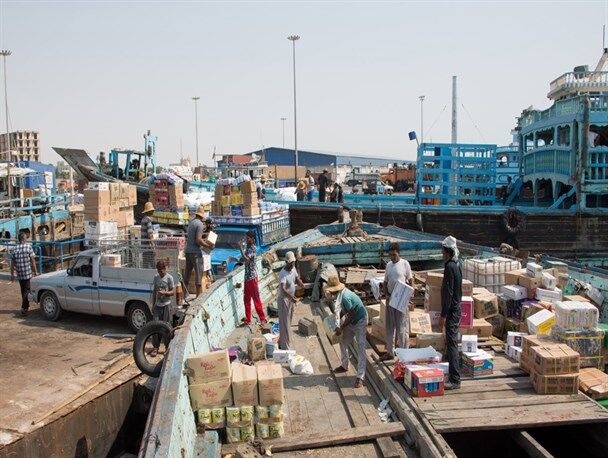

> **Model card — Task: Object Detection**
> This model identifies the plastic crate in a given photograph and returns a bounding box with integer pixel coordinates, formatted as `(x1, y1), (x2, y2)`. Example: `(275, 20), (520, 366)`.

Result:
(464, 257), (521, 293)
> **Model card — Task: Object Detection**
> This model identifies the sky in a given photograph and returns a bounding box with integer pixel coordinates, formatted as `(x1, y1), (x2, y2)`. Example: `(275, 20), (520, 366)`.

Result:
(1, 0), (607, 166)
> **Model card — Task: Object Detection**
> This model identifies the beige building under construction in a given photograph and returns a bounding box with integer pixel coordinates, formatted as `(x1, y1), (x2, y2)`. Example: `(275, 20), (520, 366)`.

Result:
(0, 130), (40, 161)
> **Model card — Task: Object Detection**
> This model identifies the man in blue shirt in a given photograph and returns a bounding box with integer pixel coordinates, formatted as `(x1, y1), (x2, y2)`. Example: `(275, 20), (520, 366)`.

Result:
(333, 287), (368, 388)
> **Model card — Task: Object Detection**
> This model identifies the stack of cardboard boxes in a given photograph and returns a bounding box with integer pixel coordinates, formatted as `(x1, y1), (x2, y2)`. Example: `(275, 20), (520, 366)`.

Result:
(212, 181), (260, 218)
(149, 173), (187, 224)
(239, 180), (259, 217)
(186, 350), (285, 443)
(83, 182), (136, 245)
(529, 344), (580, 394)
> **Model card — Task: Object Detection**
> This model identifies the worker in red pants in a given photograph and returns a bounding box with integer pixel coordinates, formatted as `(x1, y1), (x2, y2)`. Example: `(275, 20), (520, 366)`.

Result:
(239, 231), (267, 325)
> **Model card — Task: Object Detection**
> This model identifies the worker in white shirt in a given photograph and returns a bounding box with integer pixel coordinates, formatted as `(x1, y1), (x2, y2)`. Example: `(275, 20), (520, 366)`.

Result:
(379, 242), (413, 361)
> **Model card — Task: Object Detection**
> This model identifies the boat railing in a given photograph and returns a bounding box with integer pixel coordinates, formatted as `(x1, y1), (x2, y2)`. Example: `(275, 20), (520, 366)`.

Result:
(0, 237), (85, 274)
(0, 193), (71, 216)
(549, 70), (608, 97)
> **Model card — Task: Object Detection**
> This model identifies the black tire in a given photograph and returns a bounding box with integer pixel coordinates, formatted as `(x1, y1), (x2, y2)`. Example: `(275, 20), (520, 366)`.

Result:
(40, 291), (62, 321)
(127, 302), (153, 333)
(133, 320), (174, 377)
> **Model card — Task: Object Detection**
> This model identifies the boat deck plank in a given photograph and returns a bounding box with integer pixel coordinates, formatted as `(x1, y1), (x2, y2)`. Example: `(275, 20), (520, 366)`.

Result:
(410, 353), (608, 434)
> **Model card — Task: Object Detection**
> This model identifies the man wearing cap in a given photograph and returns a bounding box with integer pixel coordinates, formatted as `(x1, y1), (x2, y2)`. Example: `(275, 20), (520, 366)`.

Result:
(333, 287), (368, 388)
(184, 206), (215, 297)
(380, 242), (413, 361)
(277, 251), (304, 350)
(317, 169), (329, 202)
(440, 235), (462, 390)
(141, 201), (155, 268)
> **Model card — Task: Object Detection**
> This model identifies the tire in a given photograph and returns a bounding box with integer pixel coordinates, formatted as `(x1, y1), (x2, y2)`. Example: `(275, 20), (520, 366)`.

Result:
(133, 320), (174, 377)
(40, 291), (62, 321)
(127, 302), (152, 333)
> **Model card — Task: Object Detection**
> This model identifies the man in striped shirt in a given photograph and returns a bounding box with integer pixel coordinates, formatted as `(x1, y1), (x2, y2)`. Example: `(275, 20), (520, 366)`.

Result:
(10, 232), (38, 315)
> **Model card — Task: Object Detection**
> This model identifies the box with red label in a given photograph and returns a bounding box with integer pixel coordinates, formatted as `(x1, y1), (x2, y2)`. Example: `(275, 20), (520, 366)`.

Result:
(409, 367), (445, 397)
(460, 296), (474, 327)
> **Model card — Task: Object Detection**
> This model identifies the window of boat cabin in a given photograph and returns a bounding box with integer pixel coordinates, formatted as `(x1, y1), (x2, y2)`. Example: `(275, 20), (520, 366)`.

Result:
(557, 125), (571, 146)
(536, 128), (554, 147)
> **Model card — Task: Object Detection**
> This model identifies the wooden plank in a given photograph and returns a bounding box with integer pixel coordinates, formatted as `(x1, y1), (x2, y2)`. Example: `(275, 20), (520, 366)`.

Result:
(415, 388), (533, 405)
(425, 400), (597, 421)
(509, 430), (554, 458)
(418, 394), (585, 412)
(441, 379), (533, 395)
(431, 404), (608, 433)
(221, 423), (406, 455)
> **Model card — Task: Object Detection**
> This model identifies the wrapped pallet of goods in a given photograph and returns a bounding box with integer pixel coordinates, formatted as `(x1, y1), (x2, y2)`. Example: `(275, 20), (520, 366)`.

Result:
(463, 257), (521, 293)
(82, 182), (136, 245)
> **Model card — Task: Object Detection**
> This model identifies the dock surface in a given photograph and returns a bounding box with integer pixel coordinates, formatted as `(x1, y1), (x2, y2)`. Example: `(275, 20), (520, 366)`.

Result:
(0, 279), (140, 447)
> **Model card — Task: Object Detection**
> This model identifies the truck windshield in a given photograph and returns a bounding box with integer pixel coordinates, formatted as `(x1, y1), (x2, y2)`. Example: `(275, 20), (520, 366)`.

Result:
(215, 231), (246, 249)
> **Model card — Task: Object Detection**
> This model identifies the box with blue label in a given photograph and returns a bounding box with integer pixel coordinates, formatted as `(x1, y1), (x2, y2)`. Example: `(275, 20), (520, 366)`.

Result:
(461, 349), (494, 378)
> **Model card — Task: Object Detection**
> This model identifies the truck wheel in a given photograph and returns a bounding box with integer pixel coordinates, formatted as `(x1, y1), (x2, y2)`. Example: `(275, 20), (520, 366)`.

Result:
(127, 302), (152, 333)
(40, 291), (62, 321)
(133, 320), (174, 377)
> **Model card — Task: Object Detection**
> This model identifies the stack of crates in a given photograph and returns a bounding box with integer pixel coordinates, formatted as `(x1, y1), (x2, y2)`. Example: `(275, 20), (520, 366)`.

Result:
(463, 257), (522, 293)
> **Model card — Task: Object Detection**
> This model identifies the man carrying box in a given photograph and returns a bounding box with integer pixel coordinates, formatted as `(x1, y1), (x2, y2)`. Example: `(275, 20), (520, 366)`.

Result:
(440, 236), (462, 390)
(380, 243), (413, 361)
(184, 206), (215, 297)
(334, 287), (368, 388)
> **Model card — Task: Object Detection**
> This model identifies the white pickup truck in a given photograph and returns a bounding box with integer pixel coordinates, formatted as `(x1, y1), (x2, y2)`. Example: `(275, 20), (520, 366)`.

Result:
(30, 249), (178, 332)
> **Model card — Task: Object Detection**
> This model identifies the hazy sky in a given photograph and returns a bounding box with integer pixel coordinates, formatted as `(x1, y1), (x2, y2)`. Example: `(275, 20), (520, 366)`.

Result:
(1, 0), (607, 166)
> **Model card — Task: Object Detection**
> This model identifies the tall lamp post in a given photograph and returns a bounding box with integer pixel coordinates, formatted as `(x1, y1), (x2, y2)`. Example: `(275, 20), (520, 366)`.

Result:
(280, 117), (287, 148)
(192, 96), (200, 167)
(287, 35), (300, 184)
(1, 50), (11, 157)
(419, 95), (425, 144)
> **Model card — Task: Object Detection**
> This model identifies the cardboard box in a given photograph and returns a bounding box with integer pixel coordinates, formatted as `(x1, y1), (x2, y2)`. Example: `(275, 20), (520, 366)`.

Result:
(231, 363), (258, 406)
(487, 314), (505, 339)
(371, 316), (386, 343)
(84, 203), (120, 222)
(409, 311), (432, 335)
(473, 293), (499, 319)
(542, 272), (557, 290)
(462, 279), (473, 297)
(536, 288), (562, 304)
(416, 333), (445, 352)
(243, 206), (261, 217)
(409, 368), (445, 397)
(425, 272), (444, 287)
(256, 363), (284, 406)
(242, 193), (258, 205)
(460, 297), (474, 327)
(189, 378), (233, 410)
(460, 318), (493, 338)
(507, 331), (527, 348)
(526, 262), (543, 278)
(531, 370), (579, 395)
(424, 286), (442, 311)
(504, 317), (521, 334)
(83, 188), (111, 206)
(531, 344), (580, 375)
(563, 295), (590, 303)
(366, 304), (381, 324)
(461, 349), (494, 378)
(527, 309), (555, 336)
(555, 301), (599, 331)
(505, 269), (526, 285)
(395, 347), (442, 365)
(101, 253), (121, 267)
(248, 335), (266, 362)
(502, 285), (527, 301)
(115, 208), (134, 228)
(186, 350), (231, 384)
(240, 180), (257, 193)
(473, 287), (491, 296)
(461, 334), (478, 353)
(579, 368), (608, 400)
(557, 273), (569, 289)
(518, 275), (542, 291)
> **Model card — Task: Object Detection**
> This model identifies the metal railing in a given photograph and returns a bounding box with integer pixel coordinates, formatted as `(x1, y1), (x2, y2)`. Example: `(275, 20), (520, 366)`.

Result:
(0, 237), (85, 274)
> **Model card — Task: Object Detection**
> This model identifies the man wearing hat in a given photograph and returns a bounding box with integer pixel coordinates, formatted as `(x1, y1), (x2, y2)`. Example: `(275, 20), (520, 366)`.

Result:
(333, 287), (368, 388)
(317, 169), (329, 202)
(184, 206), (215, 297)
(141, 201), (155, 268)
(277, 251), (304, 350)
(440, 235), (462, 390)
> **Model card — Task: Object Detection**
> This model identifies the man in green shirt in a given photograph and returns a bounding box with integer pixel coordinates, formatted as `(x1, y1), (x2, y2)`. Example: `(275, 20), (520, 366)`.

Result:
(333, 288), (368, 388)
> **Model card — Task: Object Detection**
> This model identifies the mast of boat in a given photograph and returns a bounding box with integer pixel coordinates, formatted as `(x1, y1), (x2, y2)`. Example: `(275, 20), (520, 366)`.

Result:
(451, 75), (458, 144)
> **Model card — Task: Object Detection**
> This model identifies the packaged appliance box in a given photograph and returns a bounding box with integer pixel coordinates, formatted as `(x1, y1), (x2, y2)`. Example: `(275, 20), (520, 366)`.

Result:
(409, 311), (432, 335)
(502, 285), (527, 301)
(460, 296), (474, 327)
(256, 362), (284, 406)
(459, 318), (493, 338)
(461, 334), (478, 353)
(185, 349), (231, 384)
(526, 262), (543, 279)
(231, 363), (258, 406)
(409, 368), (445, 398)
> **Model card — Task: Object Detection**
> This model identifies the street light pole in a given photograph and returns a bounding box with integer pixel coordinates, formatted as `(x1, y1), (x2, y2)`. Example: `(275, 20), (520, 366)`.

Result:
(1, 50), (11, 157)
(287, 35), (300, 184)
(192, 96), (200, 168)
(280, 117), (286, 148)
(419, 95), (425, 144)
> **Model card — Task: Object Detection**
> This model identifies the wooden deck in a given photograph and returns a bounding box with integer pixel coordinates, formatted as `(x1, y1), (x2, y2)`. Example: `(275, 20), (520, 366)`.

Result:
(410, 348), (608, 434)
(221, 300), (409, 457)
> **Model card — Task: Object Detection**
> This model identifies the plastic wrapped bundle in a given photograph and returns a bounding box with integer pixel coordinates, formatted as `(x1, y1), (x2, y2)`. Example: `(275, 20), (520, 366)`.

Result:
(552, 325), (605, 368)
(149, 172), (184, 185)
(555, 301), (598, 331)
